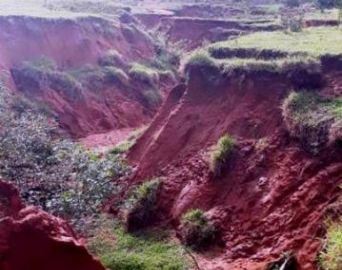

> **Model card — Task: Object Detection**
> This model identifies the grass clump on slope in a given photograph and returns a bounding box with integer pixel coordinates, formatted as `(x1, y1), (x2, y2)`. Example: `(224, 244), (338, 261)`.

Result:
(179, 209), (217, 251)
(320, 219), (342, 270)
(210, 134), (235, 178)
(124, 179), (161, 232)
(282, 91), (342, 154)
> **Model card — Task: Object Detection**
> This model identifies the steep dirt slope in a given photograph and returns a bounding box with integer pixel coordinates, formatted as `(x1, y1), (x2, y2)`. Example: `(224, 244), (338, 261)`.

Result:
(0, 14), (166, 137)
(0, 180), (105, 270)
(0, 15), (153, 69)
(127, 65), (342, 269)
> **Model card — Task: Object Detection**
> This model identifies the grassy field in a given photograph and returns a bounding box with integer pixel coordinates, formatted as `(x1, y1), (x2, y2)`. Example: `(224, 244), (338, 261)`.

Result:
(210, 27), (342, 57)
(212, 27), (342, 56)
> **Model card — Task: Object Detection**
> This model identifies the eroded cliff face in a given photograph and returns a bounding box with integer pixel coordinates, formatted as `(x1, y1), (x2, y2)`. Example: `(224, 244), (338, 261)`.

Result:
(0, 180), (105, 270)
(127, 64), (342, 269)
(0, 15), (171, 138)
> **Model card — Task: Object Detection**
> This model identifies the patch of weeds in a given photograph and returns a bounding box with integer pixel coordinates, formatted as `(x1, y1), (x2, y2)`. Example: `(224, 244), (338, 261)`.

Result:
(282, 91), (342, 154)
(210, 134), (235, 178)
(129, 63), (159, 87)
(88, 217), (189, 270)
(103, 67), (129, 86)
(98, 50), (124, 67)
(179, 209), (217, 251)
(124, 179), (161, 232)
(320, 219), (342, 270)
(142, 89), (162, 109)
(47, 71), (84, 101)
(110, 127), (146, 155)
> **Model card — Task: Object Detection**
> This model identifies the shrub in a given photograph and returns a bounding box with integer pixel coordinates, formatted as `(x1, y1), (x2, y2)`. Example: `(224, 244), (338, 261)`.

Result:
(184, 51), (219, 75)
(124, 179), (161, 232)
(0, 86), (129, 232)
(103, 67), (129, 86)
(142, 89), (162, 109)
(47, 71), (84, 101)
(88, 218), (189, 270)
(128, 63), (159, 86)
(282, 91), (341, 154)
(179, 209), (217, 250)
(320, 219), (342, 270)
(98, 50), (124, 67)
(210, 134), (235, 178)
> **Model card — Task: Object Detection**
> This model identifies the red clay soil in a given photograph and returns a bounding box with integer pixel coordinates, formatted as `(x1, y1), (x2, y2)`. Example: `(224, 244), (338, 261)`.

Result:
(0, 15), (153, 69)
(155, 17), (280, 50)
(0, 15), (159, 138)
(127, 69), (342, 269)
(0, 180), (105, 270)
(80, 127), (135, 151)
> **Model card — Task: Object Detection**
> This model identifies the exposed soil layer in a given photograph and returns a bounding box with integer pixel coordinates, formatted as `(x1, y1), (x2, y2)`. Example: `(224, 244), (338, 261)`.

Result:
(0, 15), (165, 138)
(139, 16), (281, 50)
(127, 68), (342, 269)
(0, 180), (105, 270)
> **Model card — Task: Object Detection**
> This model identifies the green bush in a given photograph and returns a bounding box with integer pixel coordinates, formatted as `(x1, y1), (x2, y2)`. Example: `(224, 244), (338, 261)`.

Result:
(124, 179), (161, 232)
(98, 50), (124, 67)
(210, 134), (235, 178)
(179, 209), (217, 250)
(320, 219), (342, 270)
(89, 218), (189, 270)
(184, 51), (219, 75)
(103, 67), (129, 86)
(282, 91), (342, 154)
(142, 89), (162, 109)
(128, 63), (159, 86)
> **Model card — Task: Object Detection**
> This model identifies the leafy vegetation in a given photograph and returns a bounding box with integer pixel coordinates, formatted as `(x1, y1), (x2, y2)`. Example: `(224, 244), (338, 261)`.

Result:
(128, 63), (159, 86)
(111, 127), (147, 155)
(0, 84), (129, 232)
(179, 209), (217, 250)
(320, 219), (342, 270)
(124, 179), (161, 232)
(210, 134), (235, 178)
(88, 218), (189, 270)
(282, 91), (341, 154)
(98, 50), (125, 67)
(103, 66), (129, 86)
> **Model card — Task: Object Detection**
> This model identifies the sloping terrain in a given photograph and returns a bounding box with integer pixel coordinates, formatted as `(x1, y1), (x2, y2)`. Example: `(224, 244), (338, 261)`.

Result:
(0, 11), (175, 138)
(127, 28), (342, 269)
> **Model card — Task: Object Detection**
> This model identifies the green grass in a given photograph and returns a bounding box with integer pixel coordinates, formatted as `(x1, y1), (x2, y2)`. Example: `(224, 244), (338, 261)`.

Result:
(210, 27), (342, 57)
(180, 209), (217, 250)
(98, 50), (124, 67)
(210, 134), (235, 178)
(110, 127), (146, 155)
(128, 63), (159, 86)
(88, 218), (189, 270)
(320, 219), (342, 270)
(124, 179), (161, 232)
(103, 66), (129, 86)
(282, 91), (342, 153)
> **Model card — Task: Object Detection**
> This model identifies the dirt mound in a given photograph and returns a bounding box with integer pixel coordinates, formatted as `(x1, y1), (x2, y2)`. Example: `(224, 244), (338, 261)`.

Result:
(127, 67), (342, 269)
(0, 180), (105, 270)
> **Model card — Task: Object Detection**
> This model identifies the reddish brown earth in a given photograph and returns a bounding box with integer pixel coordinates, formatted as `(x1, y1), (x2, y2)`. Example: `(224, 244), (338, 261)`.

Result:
(127, 66), (342, 269)
(138, 15), (280, 50)
(0, 15), (164, 138)
(0, 180), (105, 270)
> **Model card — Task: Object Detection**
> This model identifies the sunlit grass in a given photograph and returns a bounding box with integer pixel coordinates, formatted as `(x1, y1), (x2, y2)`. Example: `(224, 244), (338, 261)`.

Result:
(210, 27), (342, 57)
